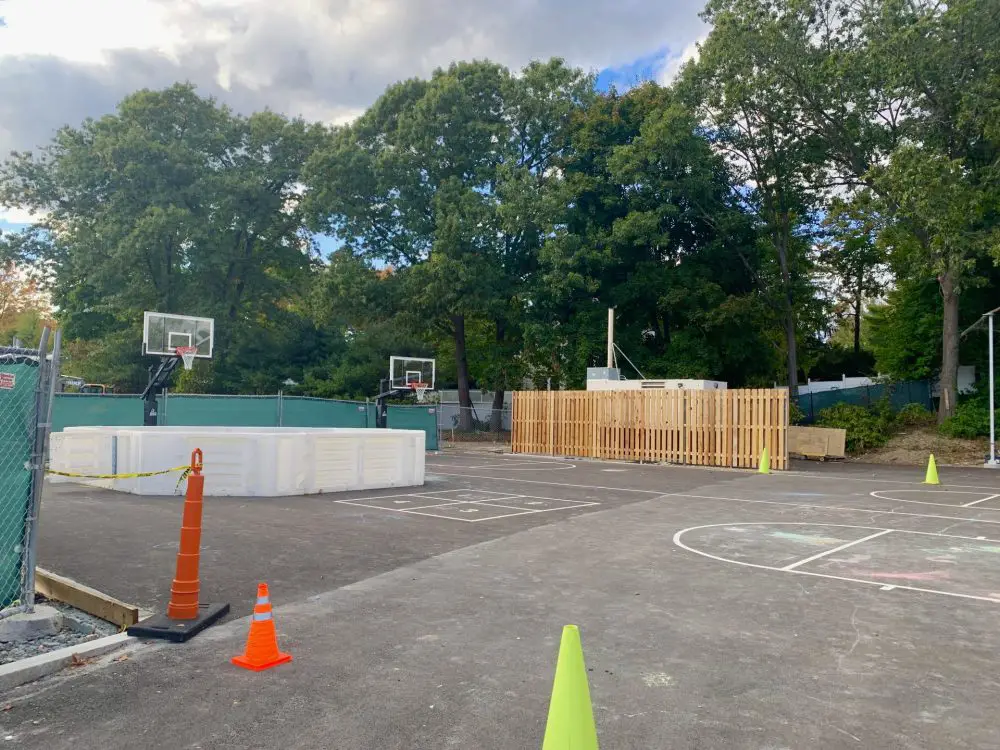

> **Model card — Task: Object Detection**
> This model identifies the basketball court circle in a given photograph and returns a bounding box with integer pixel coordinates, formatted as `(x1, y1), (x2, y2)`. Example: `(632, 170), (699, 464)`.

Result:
(674, 521), (1000, 604)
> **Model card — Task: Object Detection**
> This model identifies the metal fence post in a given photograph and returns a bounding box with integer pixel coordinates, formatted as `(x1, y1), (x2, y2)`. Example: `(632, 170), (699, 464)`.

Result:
(277, 390), (284, 427)
(22, 328), (59, 613)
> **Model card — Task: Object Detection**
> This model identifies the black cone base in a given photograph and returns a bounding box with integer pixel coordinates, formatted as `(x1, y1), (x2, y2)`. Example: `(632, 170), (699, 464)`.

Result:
(127, 602), (230, 643)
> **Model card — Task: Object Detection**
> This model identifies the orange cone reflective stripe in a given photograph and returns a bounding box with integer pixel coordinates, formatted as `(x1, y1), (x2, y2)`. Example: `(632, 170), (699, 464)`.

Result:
(232, 583), (292, 672)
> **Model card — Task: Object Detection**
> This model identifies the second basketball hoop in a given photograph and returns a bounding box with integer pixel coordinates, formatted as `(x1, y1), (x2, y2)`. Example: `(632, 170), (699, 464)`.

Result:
(175, 345), (198, 371)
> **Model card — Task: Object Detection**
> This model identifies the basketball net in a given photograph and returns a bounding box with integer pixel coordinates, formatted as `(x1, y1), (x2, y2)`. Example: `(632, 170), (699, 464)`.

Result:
(411, 382), (429, 403)
(175, 346), (197, 371)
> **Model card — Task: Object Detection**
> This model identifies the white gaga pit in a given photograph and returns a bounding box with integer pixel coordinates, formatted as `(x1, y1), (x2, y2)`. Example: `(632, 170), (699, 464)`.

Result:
(48, 426), (425, 496)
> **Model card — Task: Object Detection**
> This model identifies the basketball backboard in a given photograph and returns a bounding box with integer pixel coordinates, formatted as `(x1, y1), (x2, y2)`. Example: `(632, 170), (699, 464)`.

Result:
(143, 312), (214, 358)
(389, 356), (435, 391)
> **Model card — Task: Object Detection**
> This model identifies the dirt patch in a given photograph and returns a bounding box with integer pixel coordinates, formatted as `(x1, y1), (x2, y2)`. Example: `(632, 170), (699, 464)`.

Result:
(851, 427), (989, 466)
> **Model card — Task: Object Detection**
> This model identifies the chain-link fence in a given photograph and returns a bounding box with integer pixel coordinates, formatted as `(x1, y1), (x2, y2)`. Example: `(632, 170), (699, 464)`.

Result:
(796, 380), (933, 424)
(437, 404), (512, 447)
(0, 329), (61, 617)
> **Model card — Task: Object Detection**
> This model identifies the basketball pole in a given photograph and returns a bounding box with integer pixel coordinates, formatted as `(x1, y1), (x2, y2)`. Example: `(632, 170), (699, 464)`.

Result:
(607, 308), (614, 369)
(961, 305), (999, 468)
(989, 310), (996, 467)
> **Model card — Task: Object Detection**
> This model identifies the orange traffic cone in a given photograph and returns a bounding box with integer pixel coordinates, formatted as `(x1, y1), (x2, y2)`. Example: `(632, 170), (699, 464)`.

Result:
(231, 583), (292, 672)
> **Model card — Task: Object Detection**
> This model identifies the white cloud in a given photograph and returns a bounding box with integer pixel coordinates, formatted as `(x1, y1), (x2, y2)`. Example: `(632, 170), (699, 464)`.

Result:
(1, 0), (181, 63)
(0, 0), (708, 161)
(657, 32), (708, 84)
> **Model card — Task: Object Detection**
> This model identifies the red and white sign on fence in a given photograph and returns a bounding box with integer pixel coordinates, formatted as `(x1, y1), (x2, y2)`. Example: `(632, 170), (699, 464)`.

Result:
(0, 373), (16, 390)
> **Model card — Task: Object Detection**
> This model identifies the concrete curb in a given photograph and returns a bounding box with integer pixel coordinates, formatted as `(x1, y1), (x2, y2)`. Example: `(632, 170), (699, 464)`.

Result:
(0, 631), (135, 692)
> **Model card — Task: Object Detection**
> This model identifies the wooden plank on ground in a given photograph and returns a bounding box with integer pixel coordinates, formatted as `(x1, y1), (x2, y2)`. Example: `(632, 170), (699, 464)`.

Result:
(35, 568), (139, 628)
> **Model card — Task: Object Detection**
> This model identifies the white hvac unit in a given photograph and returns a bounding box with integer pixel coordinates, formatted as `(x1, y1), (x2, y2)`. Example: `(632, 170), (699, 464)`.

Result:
(585, 310), (728, 391)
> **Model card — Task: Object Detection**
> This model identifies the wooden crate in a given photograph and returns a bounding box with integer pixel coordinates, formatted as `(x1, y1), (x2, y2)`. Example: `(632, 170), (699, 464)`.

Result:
(512, 389), (789, 470)
(788, 426), (846, 460)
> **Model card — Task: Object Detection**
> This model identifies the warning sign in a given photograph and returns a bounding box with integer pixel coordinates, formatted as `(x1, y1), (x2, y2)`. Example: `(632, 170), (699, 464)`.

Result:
(0, 372), (16, 390)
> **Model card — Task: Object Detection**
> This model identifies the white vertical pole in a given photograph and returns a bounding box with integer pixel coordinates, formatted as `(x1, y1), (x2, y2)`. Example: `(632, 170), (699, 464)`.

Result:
(990, 313), (996, 465)
(607, 308), (614, 369)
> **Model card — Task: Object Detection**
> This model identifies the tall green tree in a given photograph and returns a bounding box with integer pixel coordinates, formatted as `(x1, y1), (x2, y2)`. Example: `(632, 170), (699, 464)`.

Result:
(700, 0), (1000, 419)
(679, 14), (826, 395)
(304, 59), (593, 425)
(528, 84), (778, 388)
(0, 84), (329, 392)
(817, 200), (888, 355)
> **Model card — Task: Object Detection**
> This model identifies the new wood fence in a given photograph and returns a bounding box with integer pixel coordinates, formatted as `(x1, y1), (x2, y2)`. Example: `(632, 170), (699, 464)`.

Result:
(512, 389), (789, 470)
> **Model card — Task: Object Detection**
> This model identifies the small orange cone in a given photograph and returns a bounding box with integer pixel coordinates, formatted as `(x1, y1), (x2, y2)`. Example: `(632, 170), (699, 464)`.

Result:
(231, 583), (292, 672)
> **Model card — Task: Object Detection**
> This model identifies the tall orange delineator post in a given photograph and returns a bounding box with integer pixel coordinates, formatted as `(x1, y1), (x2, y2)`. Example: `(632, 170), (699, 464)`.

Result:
(128, 449), (230, 643)
(167, 448), (206, 620)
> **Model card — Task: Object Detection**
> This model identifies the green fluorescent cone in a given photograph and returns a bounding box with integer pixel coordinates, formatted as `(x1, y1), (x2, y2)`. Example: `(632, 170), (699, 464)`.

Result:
(542, 625), (599, 749)
(759, 446), (771, 474)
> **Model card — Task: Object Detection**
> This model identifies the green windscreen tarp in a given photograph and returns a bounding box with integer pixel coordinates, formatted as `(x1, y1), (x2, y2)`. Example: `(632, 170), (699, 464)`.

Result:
(281, 397), (369, 428)
(0, 358), (39, 608)
(387, 404), (439, 450)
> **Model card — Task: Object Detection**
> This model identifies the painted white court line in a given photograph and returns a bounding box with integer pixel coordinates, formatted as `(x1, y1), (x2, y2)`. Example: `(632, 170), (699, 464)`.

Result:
(674, 522), (1000, 605)
(436, 455), (1000, 491)
(334, 489), (598, 523)
(417, 491), (525, 503)
(457, 462), (577, 471)
(780, 529), (893, 571)
(962, 494), (1000, 508)
(668, 492), (1000, 528)
(869, 489), (1000, 509)
(337, 499), (467, 512)
(428, 471), (1000, 530)
(398, 502), (599, 523)
(776, 471), (1000, 492)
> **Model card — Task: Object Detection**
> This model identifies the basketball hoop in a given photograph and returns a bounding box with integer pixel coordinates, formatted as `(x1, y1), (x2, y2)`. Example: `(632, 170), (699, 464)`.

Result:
(175, 346), (197, 371)
(411, 382), (429, 402)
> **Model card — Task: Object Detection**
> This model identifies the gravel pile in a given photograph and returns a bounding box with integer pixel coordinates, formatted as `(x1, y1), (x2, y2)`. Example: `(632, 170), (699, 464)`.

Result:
(0, 596), (119, 665)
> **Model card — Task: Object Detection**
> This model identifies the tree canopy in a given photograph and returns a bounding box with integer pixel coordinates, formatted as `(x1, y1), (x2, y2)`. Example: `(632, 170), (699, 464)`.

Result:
(0, 2), (997, 413)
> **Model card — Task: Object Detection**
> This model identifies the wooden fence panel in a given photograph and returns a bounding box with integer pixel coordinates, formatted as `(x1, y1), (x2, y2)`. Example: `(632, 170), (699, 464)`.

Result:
(511, 389), (789, 469)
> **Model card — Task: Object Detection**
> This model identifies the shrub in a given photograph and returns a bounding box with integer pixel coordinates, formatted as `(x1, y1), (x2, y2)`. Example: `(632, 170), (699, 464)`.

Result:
(817, 403), (894, 454)
(939, 397), (995, 439)
(789, 400), (807, 425)
(896, 402), (935, 428)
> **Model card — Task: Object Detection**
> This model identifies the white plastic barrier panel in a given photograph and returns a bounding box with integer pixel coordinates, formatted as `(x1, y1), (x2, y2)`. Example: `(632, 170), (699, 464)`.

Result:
(49, 427), (426, 497)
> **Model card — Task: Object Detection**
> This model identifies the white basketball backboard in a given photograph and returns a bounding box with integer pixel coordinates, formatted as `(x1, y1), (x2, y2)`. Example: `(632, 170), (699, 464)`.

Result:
(143, 312), (214, 358)
(389, 356), (435, 391)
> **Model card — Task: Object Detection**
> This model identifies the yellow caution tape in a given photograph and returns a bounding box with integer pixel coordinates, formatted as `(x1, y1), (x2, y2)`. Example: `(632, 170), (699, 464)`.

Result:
(45, 464), (191, 480)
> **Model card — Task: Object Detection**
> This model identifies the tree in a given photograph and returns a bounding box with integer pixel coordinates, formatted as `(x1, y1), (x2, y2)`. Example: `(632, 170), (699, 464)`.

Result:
(817, 200), (888, 356)
(0, 84), (330, 392)
(304, 59), (593, 426)
(679, 11), (827, 395)
(526, 84), (779, 388)
(699, 0), (1000, 420)
(0, 258), (53, 346)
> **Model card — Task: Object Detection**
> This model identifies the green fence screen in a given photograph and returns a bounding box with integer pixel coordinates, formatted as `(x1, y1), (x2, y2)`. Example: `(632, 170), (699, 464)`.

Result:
(0, 358), (40, 608)
(51, 394), (143, 432)
(797, 380), (933, 423)
(281, 397), (369, 428)
(162, 395), (278, 427)
(387, 404), (439, 450)
(52, 393), (439, 450)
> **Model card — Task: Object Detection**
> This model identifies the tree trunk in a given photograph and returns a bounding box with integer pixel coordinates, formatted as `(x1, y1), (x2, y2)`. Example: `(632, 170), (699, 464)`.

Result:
(784, 307), (798, 396)
(853, 286), (862, 356)
(490, 387), (505, 433)
(776, 228), (798, 396)
(452, 314), (474, 431)
(490, 319), (506, 433)
(938, 269), (960, 423)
